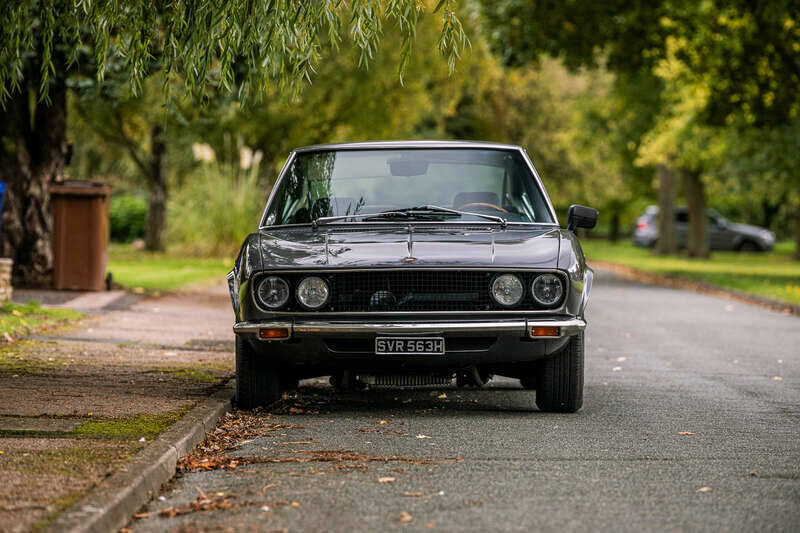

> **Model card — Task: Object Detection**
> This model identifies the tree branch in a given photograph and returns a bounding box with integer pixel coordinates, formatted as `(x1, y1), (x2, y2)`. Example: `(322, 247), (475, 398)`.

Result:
(75, 102), (151, 180)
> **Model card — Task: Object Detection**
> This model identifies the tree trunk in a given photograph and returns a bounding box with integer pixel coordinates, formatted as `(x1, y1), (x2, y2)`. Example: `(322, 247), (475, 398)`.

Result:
(0, 77), (68, 287)
(683, 168), (710, 259)
(654, 164), (678, 255)
(608, 209), (620, 242)
(145, 125), (168, 252)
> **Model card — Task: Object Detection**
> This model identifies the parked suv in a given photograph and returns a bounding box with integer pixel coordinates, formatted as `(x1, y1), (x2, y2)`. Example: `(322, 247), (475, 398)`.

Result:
(633, 206), (775, 252)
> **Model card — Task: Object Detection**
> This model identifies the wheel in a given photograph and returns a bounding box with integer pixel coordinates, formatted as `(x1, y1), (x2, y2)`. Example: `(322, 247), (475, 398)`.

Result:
(235, 335), (283, 409)
(737, 240), (760, 252)
(536, 332), (584, 413)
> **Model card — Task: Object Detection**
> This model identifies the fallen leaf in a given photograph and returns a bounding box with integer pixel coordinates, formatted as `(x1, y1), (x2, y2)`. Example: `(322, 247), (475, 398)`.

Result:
(678, 432), (695, 436)
(11, 309), (22, 316)
(749, 471), (759, 477)
(132, 513), (150, 519)
(291, 501), (301, 507)
(399, 511), (413, 523)
(289, 407), (306, 414)
(403, 492), (423, 497)
(425, 522), (436, 529)
(416, 434), (431, 439)
(696, 486), (712, 493)
(437, 393), (447, 399)
(378, 420), (389, 425)
(378, 477), (396, 483)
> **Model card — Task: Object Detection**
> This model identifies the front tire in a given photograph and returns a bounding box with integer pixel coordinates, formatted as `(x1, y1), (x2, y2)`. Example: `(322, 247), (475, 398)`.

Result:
(235, 335), (283, 409)
(536, 332), (584, 413)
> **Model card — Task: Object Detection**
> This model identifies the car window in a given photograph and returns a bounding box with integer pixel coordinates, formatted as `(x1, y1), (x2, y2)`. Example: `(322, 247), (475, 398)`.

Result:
(263, 149), (555, 225)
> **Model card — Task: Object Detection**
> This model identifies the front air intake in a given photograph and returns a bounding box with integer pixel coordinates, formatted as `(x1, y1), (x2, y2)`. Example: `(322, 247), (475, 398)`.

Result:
(359, 374), (453, 387)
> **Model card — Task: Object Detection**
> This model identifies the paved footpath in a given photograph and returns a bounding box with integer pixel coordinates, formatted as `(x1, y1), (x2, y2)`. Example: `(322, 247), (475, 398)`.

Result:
(0, 284), (234, 533)
(127, 269), (800, 532)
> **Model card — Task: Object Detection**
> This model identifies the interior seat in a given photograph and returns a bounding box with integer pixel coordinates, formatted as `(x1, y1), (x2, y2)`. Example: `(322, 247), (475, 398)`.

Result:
(453, 192), (500, 209)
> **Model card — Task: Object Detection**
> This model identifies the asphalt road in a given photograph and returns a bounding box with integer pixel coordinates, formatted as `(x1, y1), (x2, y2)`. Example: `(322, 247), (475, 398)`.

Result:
(129, 268), (800, 532)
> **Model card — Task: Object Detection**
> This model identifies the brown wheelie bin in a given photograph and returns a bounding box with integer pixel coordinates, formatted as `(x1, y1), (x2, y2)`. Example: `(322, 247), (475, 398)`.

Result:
(51, 181), (111, 291)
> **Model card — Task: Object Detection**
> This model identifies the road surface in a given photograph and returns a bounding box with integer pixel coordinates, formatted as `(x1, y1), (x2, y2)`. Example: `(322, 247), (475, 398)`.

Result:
(128, 268), (800, 532)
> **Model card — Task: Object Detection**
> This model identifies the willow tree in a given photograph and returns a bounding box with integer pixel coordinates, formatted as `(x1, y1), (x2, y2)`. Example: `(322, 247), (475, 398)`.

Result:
(0, 0), (467, 286)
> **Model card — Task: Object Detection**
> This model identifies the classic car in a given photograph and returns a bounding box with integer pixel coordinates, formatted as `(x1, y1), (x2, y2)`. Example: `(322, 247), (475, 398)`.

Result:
(228, 141), (598, 412)
(633, 205), (775, 251)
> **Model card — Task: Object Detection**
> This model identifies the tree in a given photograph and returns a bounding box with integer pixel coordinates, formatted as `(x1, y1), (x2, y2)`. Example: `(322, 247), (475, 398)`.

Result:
(482, 0), (800, 257)
(0, 1), (468, 285)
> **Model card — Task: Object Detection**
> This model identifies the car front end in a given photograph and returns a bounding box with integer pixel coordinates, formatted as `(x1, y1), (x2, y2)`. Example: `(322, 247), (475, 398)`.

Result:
(228, 141), (597, 412)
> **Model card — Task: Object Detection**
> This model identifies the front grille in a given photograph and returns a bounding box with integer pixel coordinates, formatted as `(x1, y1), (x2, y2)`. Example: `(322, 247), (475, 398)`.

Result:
(333, 270), (493, 312)
(359, 374), (453, 387)
(258, 270), (566, 313)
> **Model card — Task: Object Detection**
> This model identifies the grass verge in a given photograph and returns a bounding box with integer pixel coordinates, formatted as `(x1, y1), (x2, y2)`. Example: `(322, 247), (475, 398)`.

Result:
(72, 409), (189, 440)
(582, 240), (800, 306)
(108, 243), (231, 291)
(0, 301), (82, 340)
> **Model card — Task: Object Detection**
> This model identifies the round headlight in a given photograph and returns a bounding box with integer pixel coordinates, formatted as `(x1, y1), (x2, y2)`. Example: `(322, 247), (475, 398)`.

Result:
(490, 274), (524, 307)
(531, 274), (564, 307)
(296, 276), (330, 310)
(256, 276), (290, 309)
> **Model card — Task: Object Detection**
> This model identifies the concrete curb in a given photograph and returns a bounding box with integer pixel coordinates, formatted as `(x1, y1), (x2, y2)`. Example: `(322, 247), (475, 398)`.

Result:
(45, 381), (234, 533)
(593, 261), (800, 316)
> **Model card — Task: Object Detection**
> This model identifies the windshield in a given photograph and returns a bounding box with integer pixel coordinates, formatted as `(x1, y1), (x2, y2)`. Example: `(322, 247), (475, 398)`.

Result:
(262, 149), (555, 226)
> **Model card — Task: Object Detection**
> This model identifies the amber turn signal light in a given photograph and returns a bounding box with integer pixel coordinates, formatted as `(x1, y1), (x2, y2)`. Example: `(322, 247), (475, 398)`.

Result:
(530, 326), (560, 337)
(258, 327), (290, 340)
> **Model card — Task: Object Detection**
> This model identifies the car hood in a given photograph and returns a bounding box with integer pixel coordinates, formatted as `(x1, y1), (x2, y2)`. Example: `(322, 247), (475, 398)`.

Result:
(257, 225), (562, 269)
(728, 222), (771, 238)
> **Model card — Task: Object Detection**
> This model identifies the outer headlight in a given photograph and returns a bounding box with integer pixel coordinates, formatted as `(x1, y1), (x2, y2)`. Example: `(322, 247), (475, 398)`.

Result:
(531, 273), (564, 307)
(256, 276), (290, 309)
(296, 276), (330, 310)
(490, 274), (524, 307)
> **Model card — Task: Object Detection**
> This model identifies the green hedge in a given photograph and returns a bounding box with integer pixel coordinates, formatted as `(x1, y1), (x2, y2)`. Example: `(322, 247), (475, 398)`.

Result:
(110, 194), (147, 242)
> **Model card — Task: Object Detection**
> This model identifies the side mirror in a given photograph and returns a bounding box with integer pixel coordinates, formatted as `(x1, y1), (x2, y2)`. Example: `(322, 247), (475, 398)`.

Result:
(567, 204), (599, 231)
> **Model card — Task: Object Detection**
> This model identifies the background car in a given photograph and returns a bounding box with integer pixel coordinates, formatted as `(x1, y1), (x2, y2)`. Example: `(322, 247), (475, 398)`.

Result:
(633, 206), (775, 252)
(228, 141), (598, 413)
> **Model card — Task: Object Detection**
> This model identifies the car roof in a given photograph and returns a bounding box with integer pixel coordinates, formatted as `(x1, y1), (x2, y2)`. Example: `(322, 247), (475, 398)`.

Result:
(293, 140), (524, 153)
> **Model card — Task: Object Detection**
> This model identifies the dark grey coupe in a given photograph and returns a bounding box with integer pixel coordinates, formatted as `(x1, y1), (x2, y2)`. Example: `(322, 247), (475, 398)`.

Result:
(227, 141), (598, 412)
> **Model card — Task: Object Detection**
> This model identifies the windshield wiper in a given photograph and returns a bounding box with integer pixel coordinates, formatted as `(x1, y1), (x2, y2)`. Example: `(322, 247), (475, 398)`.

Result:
(405, 205), (507, 227)
(313, 204), (506, 228)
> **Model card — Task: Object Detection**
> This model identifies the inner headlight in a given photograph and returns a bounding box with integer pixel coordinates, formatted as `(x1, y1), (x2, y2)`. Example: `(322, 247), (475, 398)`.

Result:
(490, 274), (524, 307)
(256, 276), (290, 309)
(296, 276), (330, 309)
(531, 273), (564, 307)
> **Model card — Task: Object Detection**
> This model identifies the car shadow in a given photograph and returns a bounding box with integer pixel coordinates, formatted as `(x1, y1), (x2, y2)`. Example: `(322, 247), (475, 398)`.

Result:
(268, 379), (549, 415)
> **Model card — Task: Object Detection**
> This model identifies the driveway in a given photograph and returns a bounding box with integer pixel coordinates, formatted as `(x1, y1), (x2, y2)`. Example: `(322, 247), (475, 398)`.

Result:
(128, 268), (800, 532)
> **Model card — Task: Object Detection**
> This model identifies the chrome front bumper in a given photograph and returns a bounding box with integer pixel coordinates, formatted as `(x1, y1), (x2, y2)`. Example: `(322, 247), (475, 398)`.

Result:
(233, 317), (586, 340)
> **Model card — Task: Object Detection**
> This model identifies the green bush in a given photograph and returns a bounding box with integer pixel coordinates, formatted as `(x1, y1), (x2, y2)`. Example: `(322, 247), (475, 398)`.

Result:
(167, 160), (266, 256)
(110, 193), (147, 242)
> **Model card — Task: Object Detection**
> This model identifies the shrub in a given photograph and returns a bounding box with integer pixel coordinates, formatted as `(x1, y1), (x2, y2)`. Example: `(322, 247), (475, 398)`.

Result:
(167, 160), (267, 256)
(110, 193), (147, 242)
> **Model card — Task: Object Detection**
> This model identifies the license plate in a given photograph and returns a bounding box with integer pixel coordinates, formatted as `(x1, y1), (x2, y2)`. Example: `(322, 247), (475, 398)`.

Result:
(375, 336), (445, 355)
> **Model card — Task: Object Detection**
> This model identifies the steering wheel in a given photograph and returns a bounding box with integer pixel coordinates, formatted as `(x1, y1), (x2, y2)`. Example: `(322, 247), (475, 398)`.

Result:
(457, 202), (508, 213)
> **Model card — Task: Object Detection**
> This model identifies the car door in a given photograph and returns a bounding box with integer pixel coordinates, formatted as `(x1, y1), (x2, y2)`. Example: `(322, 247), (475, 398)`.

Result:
(708, 213), (734, 250)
